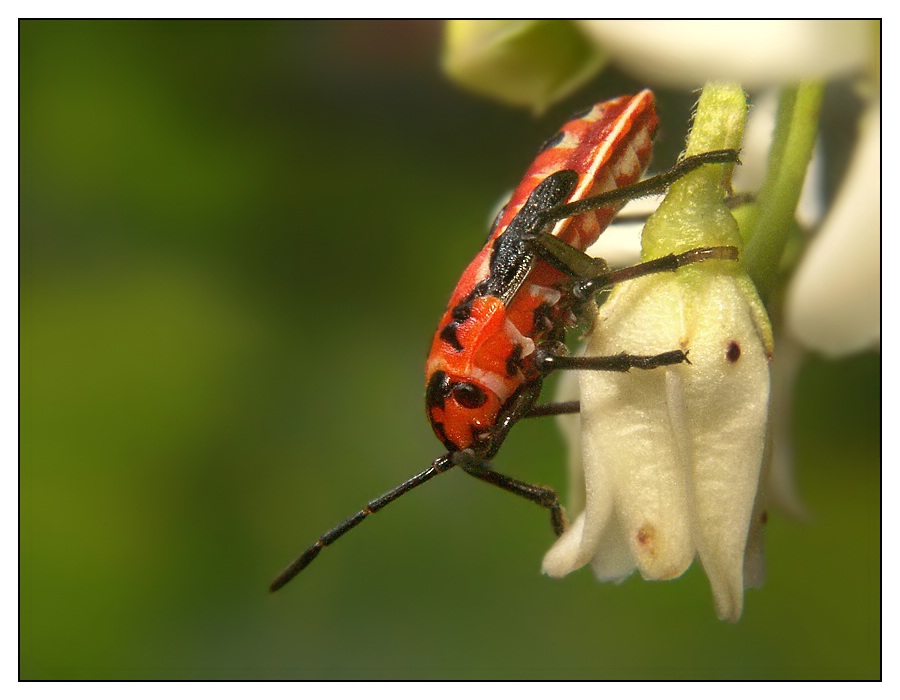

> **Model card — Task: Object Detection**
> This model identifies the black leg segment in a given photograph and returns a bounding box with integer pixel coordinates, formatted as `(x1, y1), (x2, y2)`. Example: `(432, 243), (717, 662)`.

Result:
(537, 349), (689, 374)
(454, 452), (568, 537)
(574, 246), (739, 300)
(540, 149), (740, 224)
(525, 400), (581, 418)
(269, 454), (453, 592)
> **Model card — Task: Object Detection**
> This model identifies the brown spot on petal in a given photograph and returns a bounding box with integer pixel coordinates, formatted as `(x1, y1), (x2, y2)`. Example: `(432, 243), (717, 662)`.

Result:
(760, 510), (768, 525)
(726, 340), (741, 363)
(636, 524), (656, 556)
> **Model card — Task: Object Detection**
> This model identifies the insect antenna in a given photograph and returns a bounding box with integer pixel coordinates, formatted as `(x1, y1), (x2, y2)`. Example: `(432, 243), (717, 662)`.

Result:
(269, 453), (454, 592)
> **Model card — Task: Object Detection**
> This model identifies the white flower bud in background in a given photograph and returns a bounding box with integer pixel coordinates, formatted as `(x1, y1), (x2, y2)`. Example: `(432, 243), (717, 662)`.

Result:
(784, 106), (880, 356)
(543, 84), (773, 622)
(577, 20), (869, 90)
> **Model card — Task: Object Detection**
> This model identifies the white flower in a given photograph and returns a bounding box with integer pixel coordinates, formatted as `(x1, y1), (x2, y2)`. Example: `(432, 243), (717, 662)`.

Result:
(543, 269), (772, 622)
(784, 105), (880, 356)
(578, 20), (870, 89)
(542, 84), (773, 622)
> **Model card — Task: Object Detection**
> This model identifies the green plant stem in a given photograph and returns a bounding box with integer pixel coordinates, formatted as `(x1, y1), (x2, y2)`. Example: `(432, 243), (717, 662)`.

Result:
(742, 82), (824, 301)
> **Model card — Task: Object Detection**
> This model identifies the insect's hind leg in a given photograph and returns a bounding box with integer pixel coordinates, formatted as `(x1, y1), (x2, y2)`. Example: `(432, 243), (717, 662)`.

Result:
(454, 451), (567, 536)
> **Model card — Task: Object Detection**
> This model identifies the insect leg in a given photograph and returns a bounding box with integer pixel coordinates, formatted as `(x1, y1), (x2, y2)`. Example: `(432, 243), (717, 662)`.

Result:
(536, 349), (690, 374)
(524, 400), (580, 418)
(573, 246), (739, 299)
(525, 348), (693, 415)
(540, 149), (740, 224)
(529, 228), (611, 279)
(454, 451), (567, 536)
(528, 221), (739, 298)
(269, 454), (453, 592)
(478, 379), (545, 460)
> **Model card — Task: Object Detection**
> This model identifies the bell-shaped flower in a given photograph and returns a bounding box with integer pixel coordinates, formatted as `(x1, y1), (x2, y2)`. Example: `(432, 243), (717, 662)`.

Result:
(542, 84), (773, 622)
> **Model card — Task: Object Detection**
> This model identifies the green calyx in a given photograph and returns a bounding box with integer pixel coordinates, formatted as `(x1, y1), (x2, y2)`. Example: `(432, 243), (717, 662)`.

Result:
(641, 83), (748, 261)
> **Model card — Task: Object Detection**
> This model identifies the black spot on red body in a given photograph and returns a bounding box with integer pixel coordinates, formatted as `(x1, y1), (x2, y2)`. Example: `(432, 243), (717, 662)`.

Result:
(452, 300), (472, 321)
(726, 341), (741, 363)
(452, 383), (487, 409)
(569, 105), (594, 121)
(439, 322), (464, 351)
(538, 130), (565, 154)
(425, 371), (453, 410)
(431, 420), (455, 451)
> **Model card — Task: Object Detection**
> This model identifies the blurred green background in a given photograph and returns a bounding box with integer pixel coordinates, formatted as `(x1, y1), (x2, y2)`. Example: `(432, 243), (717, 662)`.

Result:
(21, 20), (879, 679)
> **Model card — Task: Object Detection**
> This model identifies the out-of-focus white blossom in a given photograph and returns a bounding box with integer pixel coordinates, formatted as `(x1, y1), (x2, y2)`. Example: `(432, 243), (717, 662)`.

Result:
(785, 106), (880, 356)
(578, 20), (870, 89)
(543, 84), (772, 621)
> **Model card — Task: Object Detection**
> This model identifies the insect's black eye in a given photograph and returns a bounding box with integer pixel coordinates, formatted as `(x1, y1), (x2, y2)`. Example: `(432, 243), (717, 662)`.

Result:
(452, 382), (488, 409)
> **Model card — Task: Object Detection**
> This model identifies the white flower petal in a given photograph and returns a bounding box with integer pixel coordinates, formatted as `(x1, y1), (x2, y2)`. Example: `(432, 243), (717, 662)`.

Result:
(785, 106), (881, 356)
(549, 406), (619, 575)
(575, 276), (700, 582)
(579, 20), (870, 89)
(588, 510), (637, 582)
(542, 511), (592, 576)
(669, 274), (771, 622)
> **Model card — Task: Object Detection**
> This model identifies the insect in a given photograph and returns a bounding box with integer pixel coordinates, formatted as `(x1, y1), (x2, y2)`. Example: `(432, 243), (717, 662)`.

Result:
(270, 90), (739, 592)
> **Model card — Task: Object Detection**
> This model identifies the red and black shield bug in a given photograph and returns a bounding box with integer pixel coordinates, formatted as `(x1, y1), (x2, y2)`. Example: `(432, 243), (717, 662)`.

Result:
(270, 90), (739, 592)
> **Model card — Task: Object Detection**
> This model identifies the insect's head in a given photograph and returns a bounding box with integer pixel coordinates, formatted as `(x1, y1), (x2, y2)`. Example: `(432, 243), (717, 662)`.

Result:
(425, 369), (503, 453)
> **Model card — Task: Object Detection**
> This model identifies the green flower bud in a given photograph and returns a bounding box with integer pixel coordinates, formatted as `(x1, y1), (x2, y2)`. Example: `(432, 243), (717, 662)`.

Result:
(442, 20), (607, 113)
